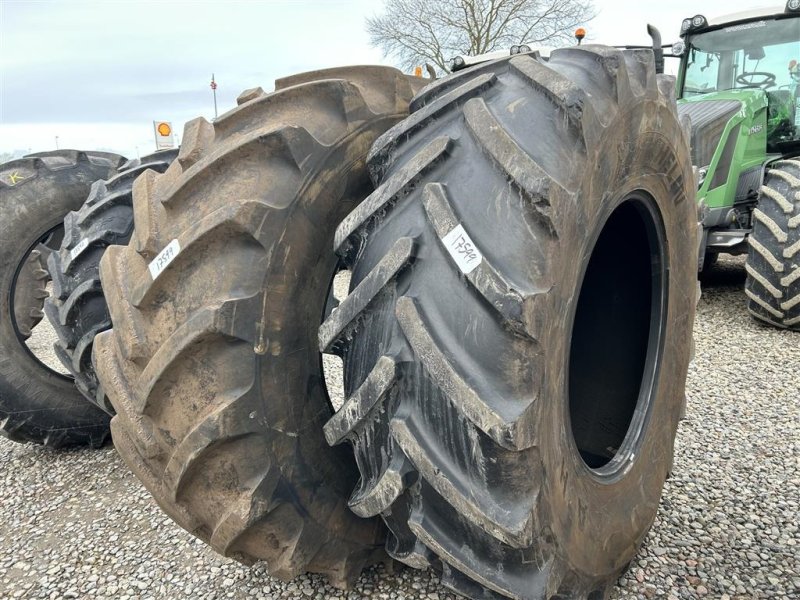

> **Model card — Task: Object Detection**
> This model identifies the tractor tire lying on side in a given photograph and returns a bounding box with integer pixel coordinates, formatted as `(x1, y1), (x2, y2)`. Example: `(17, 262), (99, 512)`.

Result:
(46, 149), (179, 413)
(93, 67), (420, 587)
(0, 150), (124, 447)
(745, 159), (800, 331)
(322, 47), (697, 599)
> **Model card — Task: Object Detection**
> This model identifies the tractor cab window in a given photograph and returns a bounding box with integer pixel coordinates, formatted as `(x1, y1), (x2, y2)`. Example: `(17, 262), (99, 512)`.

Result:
(681, 17), (800, 149)
(683, 18), (800, 95)
(683, 48), (720, 94)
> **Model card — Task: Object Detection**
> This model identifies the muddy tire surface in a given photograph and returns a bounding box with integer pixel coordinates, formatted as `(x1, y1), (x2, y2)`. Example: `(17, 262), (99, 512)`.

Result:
(322, 48), (697, 598)
(93, 67), (419, 588)
(745, 159), (800, 331)
(0, 150), (124, 447)
(45, 150), (179, 412)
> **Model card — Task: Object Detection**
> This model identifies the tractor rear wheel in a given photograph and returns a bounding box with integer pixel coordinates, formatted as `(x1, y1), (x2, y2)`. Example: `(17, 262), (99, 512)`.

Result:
(93, 67), (418, 587)
(745, 159), (800, 330)
(0, 150), (123, 447)
(323, 48), (697, 598)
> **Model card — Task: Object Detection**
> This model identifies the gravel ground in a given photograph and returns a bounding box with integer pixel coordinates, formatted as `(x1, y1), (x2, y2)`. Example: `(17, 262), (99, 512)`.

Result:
(1, 255), (798, 600)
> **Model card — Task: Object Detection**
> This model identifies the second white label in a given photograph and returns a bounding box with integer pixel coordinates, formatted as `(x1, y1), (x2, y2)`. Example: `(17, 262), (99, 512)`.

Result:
(441, 224), (482, 275)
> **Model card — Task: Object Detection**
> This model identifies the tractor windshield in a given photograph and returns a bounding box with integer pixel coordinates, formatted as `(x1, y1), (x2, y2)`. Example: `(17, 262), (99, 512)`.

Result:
(682, 17), (799, 149)
(683, 18), (799, 95)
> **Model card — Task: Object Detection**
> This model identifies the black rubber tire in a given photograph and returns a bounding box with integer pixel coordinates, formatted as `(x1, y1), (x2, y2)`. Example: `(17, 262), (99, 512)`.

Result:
(93, 67), (419, 587)
(745, 159), (800, 330)
(0, 150), (124, 447)
(45, 149), (179, 412)
(322, 48), (696, 598)
(14, 248), (49, 339)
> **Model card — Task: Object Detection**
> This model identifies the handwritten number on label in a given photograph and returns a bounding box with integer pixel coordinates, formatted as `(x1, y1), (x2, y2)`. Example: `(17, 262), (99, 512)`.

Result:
(441, 224), (482, 275)
(148, 239), (181, 280)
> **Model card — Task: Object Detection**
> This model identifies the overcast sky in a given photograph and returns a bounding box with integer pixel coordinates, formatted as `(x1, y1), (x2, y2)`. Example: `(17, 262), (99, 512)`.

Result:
(0, 0), (778, 159)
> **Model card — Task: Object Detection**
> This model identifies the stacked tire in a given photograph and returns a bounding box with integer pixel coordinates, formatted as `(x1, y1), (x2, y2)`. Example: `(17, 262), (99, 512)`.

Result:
(46, 149), (179, 412)
(93, 67), (420, 588)
(322, 47), (696, 598)
(0, 150), (123, 447)
(9, 53), (698, 599)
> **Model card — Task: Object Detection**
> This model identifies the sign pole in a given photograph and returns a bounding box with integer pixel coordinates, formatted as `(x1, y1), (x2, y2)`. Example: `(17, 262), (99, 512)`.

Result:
(211, 73), (218, 119)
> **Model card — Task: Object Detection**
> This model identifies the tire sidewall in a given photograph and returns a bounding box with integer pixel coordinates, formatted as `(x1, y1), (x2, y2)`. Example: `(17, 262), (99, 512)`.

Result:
(252, 118), (398, 547)
(538, 100), (696, 577)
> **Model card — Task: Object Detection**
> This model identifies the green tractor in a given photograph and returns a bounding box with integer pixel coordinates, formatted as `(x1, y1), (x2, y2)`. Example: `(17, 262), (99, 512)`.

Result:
(675, 3), (800, 330)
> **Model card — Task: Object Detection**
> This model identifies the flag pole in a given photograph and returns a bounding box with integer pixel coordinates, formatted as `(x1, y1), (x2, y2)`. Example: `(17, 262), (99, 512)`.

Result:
(211, 73), (218, 119)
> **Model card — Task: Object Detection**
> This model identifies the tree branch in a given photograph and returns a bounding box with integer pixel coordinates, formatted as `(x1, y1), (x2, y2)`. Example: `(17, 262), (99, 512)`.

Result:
(366, 0), (595, 75)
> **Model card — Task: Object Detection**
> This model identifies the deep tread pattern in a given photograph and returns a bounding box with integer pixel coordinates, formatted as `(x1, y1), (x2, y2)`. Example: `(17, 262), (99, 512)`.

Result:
(94, 69), (416, 587)
(13, 248), (49, 339)
(409, 52), (542, 113)
(335, 135), (453, 256)
(177, 118), (215, 169)
(1, 150), (124, 447)
(319, 236), (416, 353)
(389, 407), (536, 548)
(130, 168), (164, 258)
(323, 355), (398, 446)
(368, 73), (498, 178)
(462, 96), (563, 233)
(45, 150), (178, 412)
(508, 55), (602, 148)
(421, 183), (532, 335)
(325, 46), (696, 598)
(393, 296), (536, 451)
(746, 159), (800, 330)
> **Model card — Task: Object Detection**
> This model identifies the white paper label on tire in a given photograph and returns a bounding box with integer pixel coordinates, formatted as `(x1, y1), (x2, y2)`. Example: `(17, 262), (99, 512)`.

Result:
(148, 239), (181, 280)
(441, 224), (482, 275)
(70, 238), (90, 260)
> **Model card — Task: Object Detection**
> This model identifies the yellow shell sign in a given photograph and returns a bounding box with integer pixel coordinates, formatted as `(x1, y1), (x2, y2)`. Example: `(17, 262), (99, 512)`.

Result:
(153, 120), (175, 150)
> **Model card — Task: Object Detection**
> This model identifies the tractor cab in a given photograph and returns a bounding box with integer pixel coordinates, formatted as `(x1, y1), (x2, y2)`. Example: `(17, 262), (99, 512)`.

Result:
(675, 4), (800, 265)
(679, 8), (800, 151)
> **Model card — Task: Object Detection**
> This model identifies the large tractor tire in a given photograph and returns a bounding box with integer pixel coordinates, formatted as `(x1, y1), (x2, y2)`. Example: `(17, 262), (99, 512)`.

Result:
(45, 149), (179, 413)
(322, 48), (696, 598)
(745, 159), (800, 330)
(0, 150), (124, 447)
(93, 67), (420, 587)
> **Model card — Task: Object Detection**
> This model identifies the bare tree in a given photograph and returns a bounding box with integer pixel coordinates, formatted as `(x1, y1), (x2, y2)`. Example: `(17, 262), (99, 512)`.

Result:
(367, 0), (595, 73)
